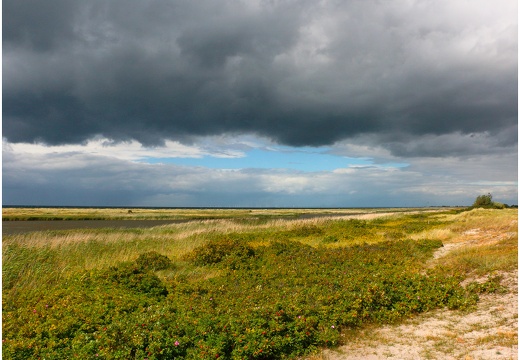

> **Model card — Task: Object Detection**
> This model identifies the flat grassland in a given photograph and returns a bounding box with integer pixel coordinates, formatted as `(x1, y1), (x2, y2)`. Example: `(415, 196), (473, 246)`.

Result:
(2, 207), (517, 359)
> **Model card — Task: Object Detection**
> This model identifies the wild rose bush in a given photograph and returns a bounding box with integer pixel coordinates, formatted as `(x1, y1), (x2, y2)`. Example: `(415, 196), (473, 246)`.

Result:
(3, 237), (489, 360)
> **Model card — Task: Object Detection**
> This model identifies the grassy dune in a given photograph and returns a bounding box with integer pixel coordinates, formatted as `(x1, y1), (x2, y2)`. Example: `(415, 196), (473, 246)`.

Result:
(2, 208), (517, 359)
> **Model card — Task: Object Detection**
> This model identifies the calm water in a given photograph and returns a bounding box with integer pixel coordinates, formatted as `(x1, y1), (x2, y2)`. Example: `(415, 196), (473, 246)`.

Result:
(2, 220), (190, 235)
(2, 210), (407, 235)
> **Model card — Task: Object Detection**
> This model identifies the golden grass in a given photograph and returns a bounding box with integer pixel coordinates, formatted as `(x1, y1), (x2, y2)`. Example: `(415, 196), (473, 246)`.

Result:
(410, 228), (454, 241)
(426, 208), (518, 275)
(411, 208), (517, 243)
(448, 208), (518, 233)
(2, 213), (388, 250)
(0, 215), (327, 278)
(475, 332), (518, 347)
(439, 235), (518, 275)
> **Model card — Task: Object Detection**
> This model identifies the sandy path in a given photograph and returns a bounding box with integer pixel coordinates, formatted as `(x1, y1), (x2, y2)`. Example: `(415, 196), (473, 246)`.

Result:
(312, 225), (518, 360)
(320, 271), (517, 360)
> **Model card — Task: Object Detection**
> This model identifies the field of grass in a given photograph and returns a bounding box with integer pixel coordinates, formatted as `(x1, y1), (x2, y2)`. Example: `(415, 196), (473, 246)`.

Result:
(2, 207), (517, 359)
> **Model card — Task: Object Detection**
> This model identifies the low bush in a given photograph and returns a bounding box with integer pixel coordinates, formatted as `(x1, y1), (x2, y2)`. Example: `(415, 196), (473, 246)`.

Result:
(135, 251), (173, 271)
(103, 263), (169, 297)
(187, 238), (255, 267)
(466, 274), (507, 295)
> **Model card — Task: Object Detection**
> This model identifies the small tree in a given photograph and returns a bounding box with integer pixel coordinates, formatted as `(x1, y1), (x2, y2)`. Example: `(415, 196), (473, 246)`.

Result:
(473, 193), (493, 207)
(471, 193), (506, 209)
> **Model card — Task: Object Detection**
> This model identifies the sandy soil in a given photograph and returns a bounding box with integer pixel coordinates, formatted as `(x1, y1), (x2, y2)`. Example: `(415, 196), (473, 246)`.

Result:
(321, 271), (517, 360)
(313, 225), (518, 360)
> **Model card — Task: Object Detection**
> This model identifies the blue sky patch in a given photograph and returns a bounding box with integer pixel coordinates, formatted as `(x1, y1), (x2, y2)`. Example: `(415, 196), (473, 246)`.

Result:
(142, 147), (408, 172)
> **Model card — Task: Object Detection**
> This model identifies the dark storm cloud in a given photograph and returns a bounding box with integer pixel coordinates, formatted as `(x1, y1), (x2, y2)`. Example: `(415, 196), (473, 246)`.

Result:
(343, 125), (518, 158)
(3, 0), (78, 52)
(3, 0), (517, 153)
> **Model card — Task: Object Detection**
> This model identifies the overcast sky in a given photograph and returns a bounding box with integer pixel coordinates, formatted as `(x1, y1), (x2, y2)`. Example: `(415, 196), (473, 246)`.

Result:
(3, 0), (518, 207)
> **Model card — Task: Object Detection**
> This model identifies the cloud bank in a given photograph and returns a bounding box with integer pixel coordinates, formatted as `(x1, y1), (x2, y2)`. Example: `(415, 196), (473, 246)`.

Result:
(4, 0), (517, 153)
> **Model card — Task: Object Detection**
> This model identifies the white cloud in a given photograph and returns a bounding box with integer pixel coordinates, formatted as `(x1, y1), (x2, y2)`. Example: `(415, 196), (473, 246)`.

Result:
(3, 132), (517, 207)
(3, 136), (251, 162)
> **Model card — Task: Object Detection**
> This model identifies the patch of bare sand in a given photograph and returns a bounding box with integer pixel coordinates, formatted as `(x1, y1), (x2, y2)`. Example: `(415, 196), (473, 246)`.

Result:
(320, 270), (517, 360)
(311, 221), (518, 360)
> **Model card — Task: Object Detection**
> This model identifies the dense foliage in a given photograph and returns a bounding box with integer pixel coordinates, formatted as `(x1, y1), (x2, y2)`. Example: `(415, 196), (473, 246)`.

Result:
(472, 193), (507, 209)
(4, 237), (491, 359)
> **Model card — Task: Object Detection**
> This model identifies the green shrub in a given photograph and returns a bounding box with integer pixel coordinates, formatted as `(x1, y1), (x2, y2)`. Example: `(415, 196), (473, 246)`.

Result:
(492, 202), (506, 209)
(135, 251), (173, 271)
(104, 263), (168, 297)
(187, 238), (255, 266)
(472, 193), (506, 209)
(287, 225), (324, 237)
(466, 274), (507, 294)
(267, 239), (315, 256)
(473, 193), (493, 207)
(3, 239), (480, 359)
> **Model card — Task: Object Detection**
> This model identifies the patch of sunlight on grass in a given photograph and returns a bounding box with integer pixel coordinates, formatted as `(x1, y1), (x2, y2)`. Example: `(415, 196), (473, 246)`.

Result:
(440, 234), (518, 275)
(410, 228), (454, 241)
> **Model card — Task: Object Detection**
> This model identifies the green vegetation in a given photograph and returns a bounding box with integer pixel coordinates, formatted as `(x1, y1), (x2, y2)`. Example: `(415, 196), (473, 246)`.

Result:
(3, 208), (517, 359)
(471, 193), (507, 209)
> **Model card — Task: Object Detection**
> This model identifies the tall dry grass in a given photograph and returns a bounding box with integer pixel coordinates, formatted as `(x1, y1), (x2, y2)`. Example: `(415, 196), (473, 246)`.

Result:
(416, 208), (518, 276)
(0, 211), (410, 295)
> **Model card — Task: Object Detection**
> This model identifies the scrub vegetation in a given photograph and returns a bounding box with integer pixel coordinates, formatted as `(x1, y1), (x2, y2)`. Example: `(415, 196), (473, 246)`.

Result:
(471, 193), (510, 209)
(2, 208), (517, 359)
